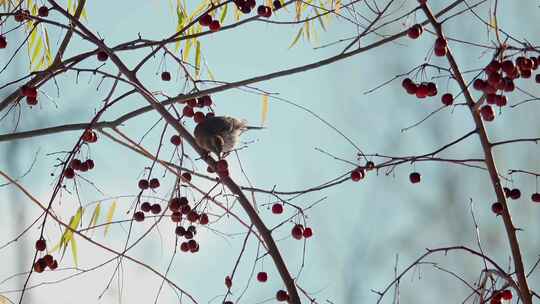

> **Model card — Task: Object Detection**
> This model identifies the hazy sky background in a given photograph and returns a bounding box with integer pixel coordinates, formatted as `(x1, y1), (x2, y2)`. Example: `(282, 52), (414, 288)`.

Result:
(1, 1), (539, 304)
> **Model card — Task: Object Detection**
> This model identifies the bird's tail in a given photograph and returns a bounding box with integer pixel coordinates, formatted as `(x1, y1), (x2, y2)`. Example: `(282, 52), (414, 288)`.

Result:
(245, 126), (265, 130)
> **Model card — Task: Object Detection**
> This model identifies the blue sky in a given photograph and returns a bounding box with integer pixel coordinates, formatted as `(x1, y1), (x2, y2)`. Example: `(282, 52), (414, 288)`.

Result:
(1, 0), (540, 303)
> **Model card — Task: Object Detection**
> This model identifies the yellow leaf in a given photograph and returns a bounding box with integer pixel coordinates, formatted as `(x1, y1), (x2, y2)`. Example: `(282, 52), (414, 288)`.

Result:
(88, 202), (101, 230)
(219, 2), (228, 24)
(0, 295), (13, 304)
(103, 201), (116, 236)
(195, 40), (201, 79)
(305, 21), (311, 42)
(70, 237), (78, 267)
(288, 26), (303, 49)
(261, 94), (269, 126)
(31, 37), (43, 69)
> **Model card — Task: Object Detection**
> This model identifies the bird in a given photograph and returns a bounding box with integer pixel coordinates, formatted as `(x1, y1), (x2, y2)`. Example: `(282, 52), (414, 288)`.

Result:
(193, 116), (264, 158)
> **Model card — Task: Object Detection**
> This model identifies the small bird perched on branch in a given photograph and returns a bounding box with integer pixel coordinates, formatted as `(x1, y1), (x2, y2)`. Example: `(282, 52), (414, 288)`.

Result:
(194, 116), (264, 158)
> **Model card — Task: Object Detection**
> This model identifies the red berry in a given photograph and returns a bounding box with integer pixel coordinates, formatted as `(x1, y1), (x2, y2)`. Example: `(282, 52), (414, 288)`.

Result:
(85, 159), (95, 170)
(194, 111), (205, 123)
(366, 161), (375, 170)
(184, 230), (194, 240)
(49, 260), (58, 270)
(182, 172), (192, 182)
(257, 271), (268, 282)
(291, 224), (304, 240)
(509, 188), (521, 200)
(271, 203), (283, 214)
(532, 193), (540, 203)
(169, 198), (181, 211)
(434, 37), (447, 49)
(187, 211), (199, 222)
(485, 61), (501, 74)
(402, 78), (413, 89)
(187, 98), (198, 107)
(171, 211), (182, 222)
(491, 202), (503, 215)
(150, 203), (162, 214)
(198, 95), (212, 107)
(141, 202), (151, 212)
(473, 79), (486, 91)
(495, 95), (507, 107)
(43, 254), (54, 267)
(407, 24), (422, 39)
(503, 187), (511, 197)
(487, 72), (502, 87)
(70, 159), (82, 172)
(175, 226), (186, 237)
(209, 20), (221, 32)
(138, 179), (149, 190)
(480, 105), (494, 121)
(38, 6), (49, 17)
(97, 51), (108, 62)
(182, 106), (194, 117)
(426, 82), (438, 96)
(501, 60), (514, 74)
(0, 36), (7, 49)
(133, 211), (145, 222)
(216, 159), (228, 172)
(434, 47), (447, 57)
(409, 172), (421, 184)
(273, 0), (282, 9)
(14, 10), (28, 22)
(64, 167), (75, 179)
(199, 213), (209, 225)
(82, 129), (97, 142)
(486, 94), (497, 105)
(225, 276), (232, 288)
(276, 290), (289, 302)
(415, 84), (429, 98)
(180, 242), (189, 252)
(503, 78), (515, 92)
(149, 178), (160, 189)
(187, 239), (197, 250)
(520, 69), (532, 79)
(35, 239), (46, 251)
(441, 93), (453, 106)
(199, 14), (212, 26)
(161, 71), (171, 81)
(501, 290), (512, 300)
(170, 135), (182, 146)
(26, 96), (38, 106)
(350, 169), (365, 181)
(303, 227), (313, 238)
(33, 261), (45, 273)
(79, 161), (89, 172)
(257, 5), (272, 17)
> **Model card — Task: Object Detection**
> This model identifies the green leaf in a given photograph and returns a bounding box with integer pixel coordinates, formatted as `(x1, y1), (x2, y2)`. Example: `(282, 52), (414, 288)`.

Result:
(288, 26), (303, 49)
(103, 201), (116, 236)
(219, 3), (228, 24)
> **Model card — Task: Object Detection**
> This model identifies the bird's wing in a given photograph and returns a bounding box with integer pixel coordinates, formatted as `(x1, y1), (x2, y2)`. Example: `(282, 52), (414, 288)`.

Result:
(205, 116), (242, 134)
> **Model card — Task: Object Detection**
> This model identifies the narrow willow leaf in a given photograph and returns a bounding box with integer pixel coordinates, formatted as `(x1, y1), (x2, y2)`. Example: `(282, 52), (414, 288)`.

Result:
(288, 26), (303, 49)
(335, 0), (341, 13)
(31, 37), (43, 68)
(313, 7), (326, 31)
(70, 237), (78, 266)
(305, 20), (311, 42)
(44, 28), (52, 65)
(103, 201), (117, 236)
(183, 36), (193, 62)
(202, 57), (214, 80)
(261, 94), (269, 126)
(88, 202), (101, 230)
(195, 41), (201, 79)
(219, 2), (228, 24)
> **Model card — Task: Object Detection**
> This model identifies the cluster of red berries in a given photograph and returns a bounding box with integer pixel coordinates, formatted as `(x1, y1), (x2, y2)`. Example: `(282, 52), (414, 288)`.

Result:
(13, 9), (30, 22)
(490, 289), (512, 304)
(169, 196), (209, 224)
(401, 78), (438, 99)
(199, 14), (221, 32)
(176, 224), (201, 253)
(64, 158), (95, 179)
(179, 239), (200, 253)
(21, 85), (38, 105)
(291, 224), (313, 240)
(407, 24), (423, 39)
(138, 178), (161, 190)
(503, 187), (540, 203)
(474, 55), (540, 121)
(133, 201), (162, 221)
(33, 239), (58, 273)
(82, 129), (98, 143)
(182, 95), (214, 123)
